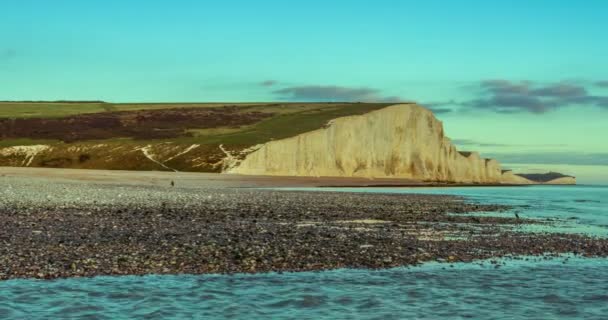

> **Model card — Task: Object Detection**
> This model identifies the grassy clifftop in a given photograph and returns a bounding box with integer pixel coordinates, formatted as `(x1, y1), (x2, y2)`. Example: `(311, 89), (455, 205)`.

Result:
(0, 102), (396, 172)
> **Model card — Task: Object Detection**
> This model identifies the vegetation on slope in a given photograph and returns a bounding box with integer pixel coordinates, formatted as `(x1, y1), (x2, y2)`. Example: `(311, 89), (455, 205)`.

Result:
(0, 102), (396, 172)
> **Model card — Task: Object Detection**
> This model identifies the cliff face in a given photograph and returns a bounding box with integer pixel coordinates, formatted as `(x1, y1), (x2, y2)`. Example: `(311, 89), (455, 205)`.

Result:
(229, 104), (504, 183)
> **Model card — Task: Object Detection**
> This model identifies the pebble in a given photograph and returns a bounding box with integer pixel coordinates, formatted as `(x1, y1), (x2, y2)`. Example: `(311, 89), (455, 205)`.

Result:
(0, 176), (606, 280)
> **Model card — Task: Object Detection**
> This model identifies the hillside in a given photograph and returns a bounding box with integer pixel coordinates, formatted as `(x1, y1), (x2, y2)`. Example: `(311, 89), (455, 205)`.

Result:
(0, 102), (392, 172)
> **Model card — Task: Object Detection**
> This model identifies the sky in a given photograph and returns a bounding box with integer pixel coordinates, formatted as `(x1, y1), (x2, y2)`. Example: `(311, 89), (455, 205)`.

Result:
(1, 0), (607, 183)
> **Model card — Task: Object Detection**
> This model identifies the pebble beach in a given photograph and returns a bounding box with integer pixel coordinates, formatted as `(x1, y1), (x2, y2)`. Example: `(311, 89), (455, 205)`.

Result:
(1, 170), (607, 280)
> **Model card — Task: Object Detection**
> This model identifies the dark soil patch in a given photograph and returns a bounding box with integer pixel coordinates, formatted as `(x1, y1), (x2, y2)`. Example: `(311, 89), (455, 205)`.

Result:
(0, 106), (273, 142)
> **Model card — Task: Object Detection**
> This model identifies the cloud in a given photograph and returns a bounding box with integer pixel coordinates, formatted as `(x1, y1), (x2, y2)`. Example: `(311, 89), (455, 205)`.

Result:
(485, 152), (608, 166)
(260, 80), (278, 87)
(464, 80), (608, 113)
(531, 84), (587, 98)
(596, 81), (608, 88)
(427, 107), (453, 114)
(420, 100), (456, 114)
(452, 139), (567, 148)
(0, 49), (16, 60)
(272, 85), (405, 102)
(451, 139), (514, 148)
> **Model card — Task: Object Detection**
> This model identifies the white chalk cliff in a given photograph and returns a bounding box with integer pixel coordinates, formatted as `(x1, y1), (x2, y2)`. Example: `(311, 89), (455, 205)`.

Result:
(229, 104), (507, 183)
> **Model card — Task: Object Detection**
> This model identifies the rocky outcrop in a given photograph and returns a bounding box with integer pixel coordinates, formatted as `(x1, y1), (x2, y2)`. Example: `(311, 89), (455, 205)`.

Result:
(543, 177), (577, 185)
(500, 170), (534, 185)
(229, 104), (504, 183)
(516, 172), (576, 184)
(510, 172), (576, 185)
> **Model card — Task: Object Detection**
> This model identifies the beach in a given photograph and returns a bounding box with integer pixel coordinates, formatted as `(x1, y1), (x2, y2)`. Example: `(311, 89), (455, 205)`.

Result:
(1, 167), (607, 280)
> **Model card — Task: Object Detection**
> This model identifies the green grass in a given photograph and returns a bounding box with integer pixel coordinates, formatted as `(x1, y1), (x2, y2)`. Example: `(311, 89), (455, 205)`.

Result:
(0, 102), (259, 119)
(0, 102), (398, 147)
(117, 103), (395, 147)
(0, 102), (349, 119)
(209, 103), (394, 146)
(0, 102), (111, 119)
(0, 102), (396, 147)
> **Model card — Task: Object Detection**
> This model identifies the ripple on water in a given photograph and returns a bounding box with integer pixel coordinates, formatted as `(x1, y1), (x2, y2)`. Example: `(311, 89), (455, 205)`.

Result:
(0, 257), (607, 319)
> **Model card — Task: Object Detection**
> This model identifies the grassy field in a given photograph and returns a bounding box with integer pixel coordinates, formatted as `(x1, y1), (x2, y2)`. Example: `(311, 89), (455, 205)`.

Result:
(0, 102), (400, 172)
(0, 102), (393, 145)
(0, 102), (111, 119)
(0, 102), (346, 119)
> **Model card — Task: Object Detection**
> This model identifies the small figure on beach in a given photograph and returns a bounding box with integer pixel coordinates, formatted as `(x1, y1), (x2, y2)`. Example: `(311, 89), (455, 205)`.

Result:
(171, 180), (175, 187)
(515, 213), (520, 220)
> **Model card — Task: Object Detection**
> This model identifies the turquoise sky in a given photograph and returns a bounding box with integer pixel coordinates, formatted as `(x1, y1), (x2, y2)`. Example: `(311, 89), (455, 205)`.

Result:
(1, 0), (607, 183)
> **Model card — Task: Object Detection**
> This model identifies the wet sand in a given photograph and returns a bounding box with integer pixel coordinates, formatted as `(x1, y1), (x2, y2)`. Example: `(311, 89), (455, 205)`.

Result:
(1, 168), (606, 280)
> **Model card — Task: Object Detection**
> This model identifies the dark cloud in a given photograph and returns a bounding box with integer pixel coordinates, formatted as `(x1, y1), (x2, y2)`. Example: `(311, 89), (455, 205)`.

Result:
(486, 152), (608, 166)
(260, 80), (278, 87)
(428, 107), (453, 114)
(481, 80), (531, 95)
(470, 94), (547, 113)
(272, 85), (405, 102)
(465, 80), (608, 113)
(567, 95), (608, 108)
(531, 83), (587, 98)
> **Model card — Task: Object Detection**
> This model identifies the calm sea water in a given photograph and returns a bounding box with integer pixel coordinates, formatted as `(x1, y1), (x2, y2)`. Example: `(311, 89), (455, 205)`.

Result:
(1, 185), (606, 319)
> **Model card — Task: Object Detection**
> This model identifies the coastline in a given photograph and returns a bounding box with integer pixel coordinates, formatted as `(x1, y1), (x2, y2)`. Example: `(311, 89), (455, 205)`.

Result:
(1, 167), (534, 189)
(1, 169), (606, 280)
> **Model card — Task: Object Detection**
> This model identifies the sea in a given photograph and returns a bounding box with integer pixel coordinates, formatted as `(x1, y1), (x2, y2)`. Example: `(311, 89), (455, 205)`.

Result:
(1, 185), (606, 319)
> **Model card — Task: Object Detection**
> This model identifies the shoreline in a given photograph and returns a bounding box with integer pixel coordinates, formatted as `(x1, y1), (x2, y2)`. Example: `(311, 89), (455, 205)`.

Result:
(2, 254), (598, 283)
(1, 172), (606, 280)
(1, 167), (536, 189)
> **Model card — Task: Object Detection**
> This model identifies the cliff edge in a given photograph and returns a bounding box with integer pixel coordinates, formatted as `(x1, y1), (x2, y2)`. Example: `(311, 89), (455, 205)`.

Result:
(229, 104), (504, 183)
(228, 104), (575, 185)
